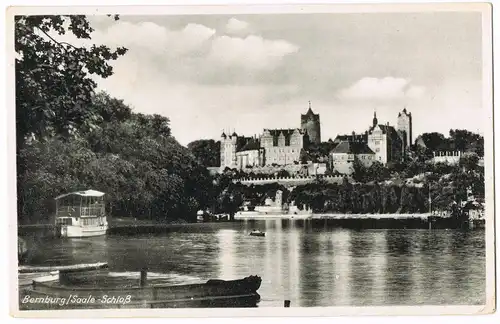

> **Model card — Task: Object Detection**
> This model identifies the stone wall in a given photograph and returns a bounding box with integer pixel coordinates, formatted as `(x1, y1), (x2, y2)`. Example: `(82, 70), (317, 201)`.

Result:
(235, 175), (349, 186)
(431, 151), (462, 165)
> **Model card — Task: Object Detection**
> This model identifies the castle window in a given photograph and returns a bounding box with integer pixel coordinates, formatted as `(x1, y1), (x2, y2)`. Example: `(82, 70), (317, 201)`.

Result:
(376, 148), (380, 153)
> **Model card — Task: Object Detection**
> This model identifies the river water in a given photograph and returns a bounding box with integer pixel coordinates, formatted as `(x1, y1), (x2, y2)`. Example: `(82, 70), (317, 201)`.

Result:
(23, 220), (485, 307)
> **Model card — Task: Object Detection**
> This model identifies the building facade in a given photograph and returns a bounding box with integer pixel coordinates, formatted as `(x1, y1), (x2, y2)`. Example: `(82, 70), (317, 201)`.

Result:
(330, 139), (376, 174)
(235, 138), (265, 169)
(220, 132), (263, 169)
(332, 110), (407, 166)
(260, 128), (308, 166)
(220, 105), (315, 169)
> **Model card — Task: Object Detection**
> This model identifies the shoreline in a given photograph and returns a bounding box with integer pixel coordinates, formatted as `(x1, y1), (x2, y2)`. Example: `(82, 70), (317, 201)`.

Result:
(234, 213), (434, 220)
(17, 214), (485, 238)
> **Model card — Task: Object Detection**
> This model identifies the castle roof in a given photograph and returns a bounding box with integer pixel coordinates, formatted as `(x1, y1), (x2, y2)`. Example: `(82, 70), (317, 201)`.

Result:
(264, 128), (305, 137)
(301, 101), (319, 118)
(234, 136), (253, 151)
(398, 108), (412, 117)
(238, 138), (261, 151)
(262, 128), (307, 146)
(369, 124), (404, 144)
(331, 140), (375, 155)
(333, 133), (368, 144)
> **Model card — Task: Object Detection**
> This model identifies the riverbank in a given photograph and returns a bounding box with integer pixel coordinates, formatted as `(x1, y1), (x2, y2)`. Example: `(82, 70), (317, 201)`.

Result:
(234, 213), (434, 220)
(18, 215), (484, 238)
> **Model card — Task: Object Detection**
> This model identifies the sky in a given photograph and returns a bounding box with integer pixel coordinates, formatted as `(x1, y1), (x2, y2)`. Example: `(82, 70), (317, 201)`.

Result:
(76, 12), (485, 146)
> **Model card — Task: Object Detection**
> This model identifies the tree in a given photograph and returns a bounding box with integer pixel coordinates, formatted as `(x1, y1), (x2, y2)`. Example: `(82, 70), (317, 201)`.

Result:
(365, 161), (390, 182)
(187, 139), (221, 167)
(449, 129), (483, 154)
(299, 149), (309, 164)
(419, 132), (448, 151)
(459, 152), (480, 172)
(15, 15), (127, 144)
(352, 156), (367, 182)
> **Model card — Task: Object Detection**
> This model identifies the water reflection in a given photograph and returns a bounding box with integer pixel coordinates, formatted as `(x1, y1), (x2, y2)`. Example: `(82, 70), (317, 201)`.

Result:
(287, 221), (301, 305)
(22, 222), (486, 307)
(217, 230), (236, 280)
(329, 230), (351, 306)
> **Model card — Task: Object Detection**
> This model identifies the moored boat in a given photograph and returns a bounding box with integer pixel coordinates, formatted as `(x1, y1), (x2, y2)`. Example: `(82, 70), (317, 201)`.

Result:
(54, 189), (108, 238)
(20, 275), (262, 308)
(249, 230), (265, 237)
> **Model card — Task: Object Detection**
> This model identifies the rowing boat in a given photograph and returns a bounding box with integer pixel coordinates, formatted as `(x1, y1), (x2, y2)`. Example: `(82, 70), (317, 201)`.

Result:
(19, 263), (262, 309)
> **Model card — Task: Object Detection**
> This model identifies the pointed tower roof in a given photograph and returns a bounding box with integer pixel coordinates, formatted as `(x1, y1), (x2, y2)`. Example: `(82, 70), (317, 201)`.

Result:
(302, 100), (317, 117)
(372, 110), (378, 127)
(307, 101), (314, 114)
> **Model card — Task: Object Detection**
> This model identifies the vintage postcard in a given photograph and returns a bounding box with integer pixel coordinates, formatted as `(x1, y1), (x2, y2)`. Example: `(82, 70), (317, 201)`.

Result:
(8, 2), (495, 318)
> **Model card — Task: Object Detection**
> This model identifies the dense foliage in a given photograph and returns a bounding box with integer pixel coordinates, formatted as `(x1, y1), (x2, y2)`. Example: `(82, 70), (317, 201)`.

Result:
(415, 129), (484, 157)
(15, 15), (127, 144)
(187, 139), (220, 167)
(17, 94), (214, 224)
(16, 16), (213, 224)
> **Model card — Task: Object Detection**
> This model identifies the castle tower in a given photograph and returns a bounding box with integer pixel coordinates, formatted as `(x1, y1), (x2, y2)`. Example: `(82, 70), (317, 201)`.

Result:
(300, 101), (321, 144)
(373, 111), (378, 127)
(397, 108), (412, 149)
(220, 130), (237, 168)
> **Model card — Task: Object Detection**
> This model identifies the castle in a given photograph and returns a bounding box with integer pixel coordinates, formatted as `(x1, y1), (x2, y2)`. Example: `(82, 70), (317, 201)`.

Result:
(329, 108), (412, 174)
(220, 104), (413, 174)
(220, 103), (321, 169)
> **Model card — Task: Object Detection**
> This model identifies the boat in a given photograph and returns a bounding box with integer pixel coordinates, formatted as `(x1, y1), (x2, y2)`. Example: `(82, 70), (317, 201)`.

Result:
(19, 263), (262, 309)
(196, 210), (204, 223)
(249, 230), (265, 237)
(54, 189), (108, 238)
(19, 262), (110, 285)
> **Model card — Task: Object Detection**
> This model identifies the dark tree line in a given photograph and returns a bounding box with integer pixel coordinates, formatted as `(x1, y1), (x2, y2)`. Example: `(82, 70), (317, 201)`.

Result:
(415, 130), (484, 157)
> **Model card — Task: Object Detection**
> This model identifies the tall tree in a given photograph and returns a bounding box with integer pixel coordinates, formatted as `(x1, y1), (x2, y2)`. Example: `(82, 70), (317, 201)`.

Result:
(15, 15), (127, 144)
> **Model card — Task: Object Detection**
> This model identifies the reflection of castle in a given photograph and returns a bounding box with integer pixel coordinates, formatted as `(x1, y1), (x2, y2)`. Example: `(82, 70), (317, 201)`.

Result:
(220, 103), (320, 169)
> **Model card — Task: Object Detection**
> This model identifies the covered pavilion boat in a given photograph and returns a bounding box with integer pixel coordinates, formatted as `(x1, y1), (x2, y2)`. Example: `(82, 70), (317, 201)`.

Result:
(55, 189), (108, 238)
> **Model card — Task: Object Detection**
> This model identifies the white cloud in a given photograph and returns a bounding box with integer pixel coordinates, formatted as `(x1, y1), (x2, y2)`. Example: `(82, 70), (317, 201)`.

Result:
(208, 35), (299, 70)
(225, 18), (250, 35)
(337, 77), (426, 101)
(77, 20), (298, 73)
(99, 22), (215, 57)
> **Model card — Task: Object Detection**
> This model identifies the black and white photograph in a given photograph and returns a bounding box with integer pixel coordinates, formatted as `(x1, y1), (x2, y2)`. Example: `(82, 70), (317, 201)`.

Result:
(8, 2), (495, 317)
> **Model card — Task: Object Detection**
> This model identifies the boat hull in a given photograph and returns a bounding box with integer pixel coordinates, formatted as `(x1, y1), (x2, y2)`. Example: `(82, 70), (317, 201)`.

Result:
(60, 225), (107, 238)
(20, 275), (262, 309)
